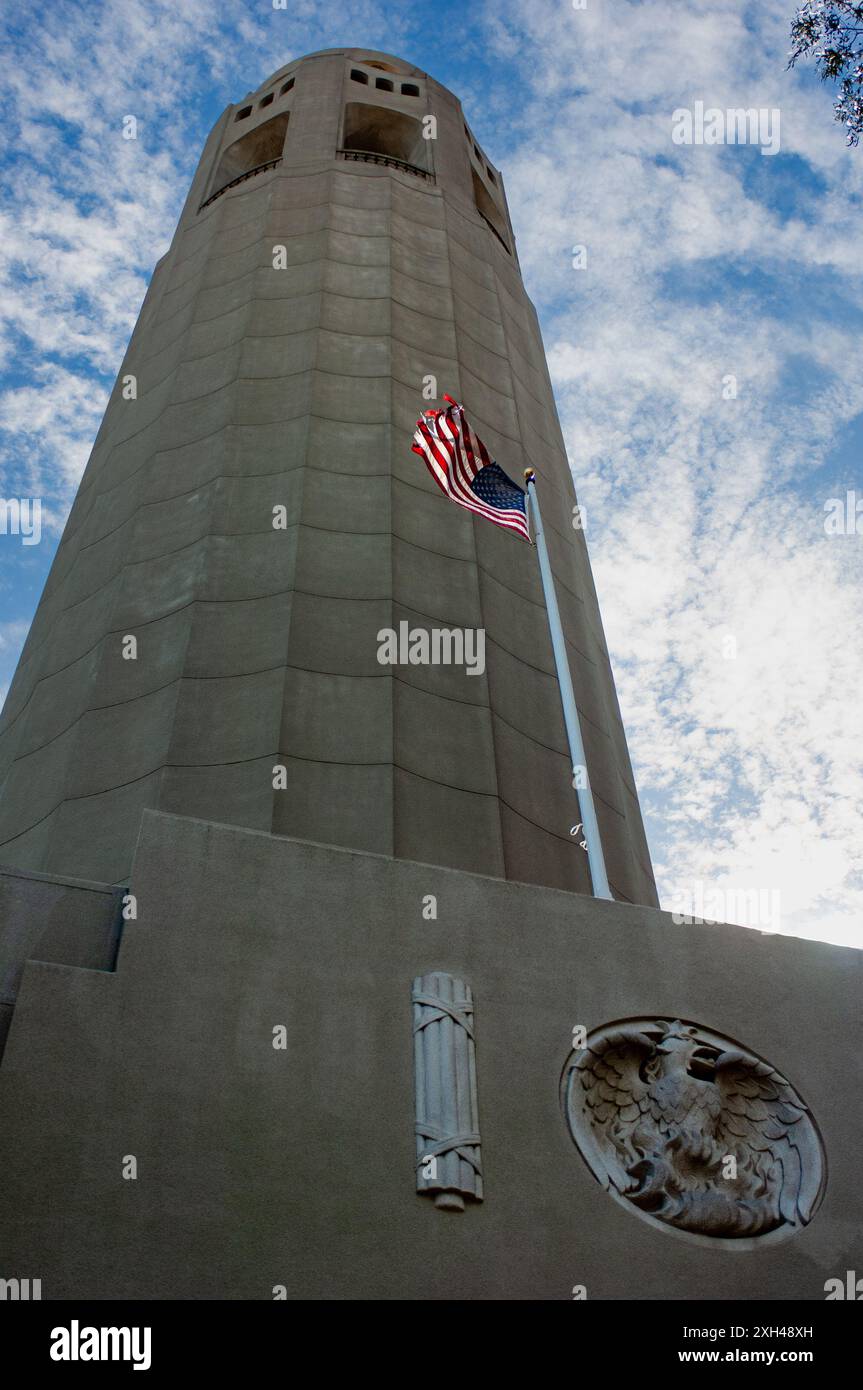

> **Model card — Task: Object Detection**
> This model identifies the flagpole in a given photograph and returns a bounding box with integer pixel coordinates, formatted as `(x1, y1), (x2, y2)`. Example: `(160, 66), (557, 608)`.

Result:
(524, 470), (613, 901)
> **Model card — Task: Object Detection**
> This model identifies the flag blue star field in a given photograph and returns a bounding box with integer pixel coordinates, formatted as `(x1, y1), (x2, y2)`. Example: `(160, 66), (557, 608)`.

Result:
(412, 395), (530, 541)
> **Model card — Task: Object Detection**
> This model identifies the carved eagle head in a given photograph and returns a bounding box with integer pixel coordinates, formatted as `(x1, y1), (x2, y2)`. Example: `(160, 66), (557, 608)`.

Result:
(643, 1020), (720, 1084)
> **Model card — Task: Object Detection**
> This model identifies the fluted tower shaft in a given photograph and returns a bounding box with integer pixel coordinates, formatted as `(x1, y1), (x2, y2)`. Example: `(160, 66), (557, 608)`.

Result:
(0, 48), (657, 905)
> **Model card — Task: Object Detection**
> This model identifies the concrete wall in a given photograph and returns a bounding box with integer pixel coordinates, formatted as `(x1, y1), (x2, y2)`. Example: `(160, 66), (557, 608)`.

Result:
(0, 810), (858, 1299)
(0, 49), (655, 906)
(0, 865), (121, 1057)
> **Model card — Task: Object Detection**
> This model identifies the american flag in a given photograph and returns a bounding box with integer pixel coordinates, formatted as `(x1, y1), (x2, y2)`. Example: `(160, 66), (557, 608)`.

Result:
(412, 395), (530, 542)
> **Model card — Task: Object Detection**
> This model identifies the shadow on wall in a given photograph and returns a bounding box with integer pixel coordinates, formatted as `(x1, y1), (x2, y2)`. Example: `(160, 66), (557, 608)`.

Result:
(210, 112), (291, 198)
(471, 169), (510, 251)
(342, 103), (429, 171)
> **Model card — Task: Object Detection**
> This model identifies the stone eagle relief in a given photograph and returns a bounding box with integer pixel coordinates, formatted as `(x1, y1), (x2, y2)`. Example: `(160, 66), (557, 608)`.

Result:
(561, 1018), (825, 1240)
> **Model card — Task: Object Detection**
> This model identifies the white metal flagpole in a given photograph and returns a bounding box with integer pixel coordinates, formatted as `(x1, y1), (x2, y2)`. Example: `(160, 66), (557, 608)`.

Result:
(524, 469), (612, 901)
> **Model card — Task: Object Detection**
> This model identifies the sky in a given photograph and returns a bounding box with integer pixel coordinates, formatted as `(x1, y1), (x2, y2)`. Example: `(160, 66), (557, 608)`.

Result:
(0, 0), (861, 949)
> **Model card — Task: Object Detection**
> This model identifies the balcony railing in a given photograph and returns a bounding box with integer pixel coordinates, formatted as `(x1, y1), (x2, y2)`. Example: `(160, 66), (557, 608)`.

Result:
(198, 157), (283, 211)
(197, 144), (436, 215)
(336, 148), (434, 181)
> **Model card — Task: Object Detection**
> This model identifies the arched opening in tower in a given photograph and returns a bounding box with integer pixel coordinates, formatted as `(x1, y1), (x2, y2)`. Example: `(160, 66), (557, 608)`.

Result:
(210, 111), (290, 198)
(342, 103), (428, 170)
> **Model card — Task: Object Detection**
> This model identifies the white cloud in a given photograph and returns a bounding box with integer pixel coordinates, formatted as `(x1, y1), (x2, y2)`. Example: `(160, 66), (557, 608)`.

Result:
(487, 0), (863, 949)
(0, 0), (410, 499)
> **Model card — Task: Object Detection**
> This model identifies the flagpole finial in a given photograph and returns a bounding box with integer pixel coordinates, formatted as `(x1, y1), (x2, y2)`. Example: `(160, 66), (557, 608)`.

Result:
(524, 468), (536, 485)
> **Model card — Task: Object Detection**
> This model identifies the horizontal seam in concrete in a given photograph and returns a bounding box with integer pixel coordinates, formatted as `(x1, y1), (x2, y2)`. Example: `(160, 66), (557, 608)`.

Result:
(393, 763), (626, 836)
(188, 163), (441, 239)
(174, 221), (450, 279)
(4, 661), (291, 760)
(496, 294), (541, 351)
(126, 329), (322, 394)
(182, 193), (433, 256)
(67, 459), (395, 554)
(0, 752), (625, 854)
(135, 269), (455, 376)
(2, 672), (619, 825)
(76, 405), (314, 497)
(75, 509), (386, 565)
(116, 365), (319, 414)
(1, 596), (272, 719)
(5, 580), (395, 721)
(474, 548), (589, 623)
(0, 864), (115, 892)
(84, 361), (413, 465)
(388, 526), (594, 637)
(91, 283), (454, 383)
(71, 416), (310, 519)
(130, 318), (463, 402)
(446, 311), (519, 363)
(49, 527), (301, 618)
(0, 590), (303, 736)
(160, 251), (317, 303)
(172, 216), (329, 274)
(6, 562), (609, 742)
(446, 226), (516, 282)
(178, 185), (409, 255)
(386, 600), (606, 729)
(157, 249), (477, 316)
(162, 219), (461, 299)
(53, 520), (380, 616)
(66, 470), (306, 556)
(74, 416), (294, 512)
(5, 655), (593, 770)
(9, 558), (397, 703)
(455, 319), (548, 399)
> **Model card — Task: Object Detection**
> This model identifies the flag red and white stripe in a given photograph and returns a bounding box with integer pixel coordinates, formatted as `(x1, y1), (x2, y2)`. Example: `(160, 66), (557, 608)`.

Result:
(411, 395), (530, 542)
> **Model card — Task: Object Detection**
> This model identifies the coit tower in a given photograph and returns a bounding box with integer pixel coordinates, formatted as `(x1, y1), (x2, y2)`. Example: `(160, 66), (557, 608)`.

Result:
(0, 47), (656, 907)
(0, 48), (858, 1311)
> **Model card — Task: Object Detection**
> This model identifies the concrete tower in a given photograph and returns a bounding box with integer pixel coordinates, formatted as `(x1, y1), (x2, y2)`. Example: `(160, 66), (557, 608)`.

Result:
(0, 51), (859, 1303)
(0, 46), (655, 906)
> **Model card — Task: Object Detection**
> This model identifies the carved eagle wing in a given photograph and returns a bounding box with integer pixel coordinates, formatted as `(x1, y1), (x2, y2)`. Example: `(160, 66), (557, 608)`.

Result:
(713, 1050), (825, 1227)
(566, 1027), (656, 1192)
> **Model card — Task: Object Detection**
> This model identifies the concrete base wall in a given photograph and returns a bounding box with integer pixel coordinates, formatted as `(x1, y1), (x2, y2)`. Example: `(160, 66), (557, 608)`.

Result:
(0, 810), (858, 1300)
(0, 865), (121, 1057)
